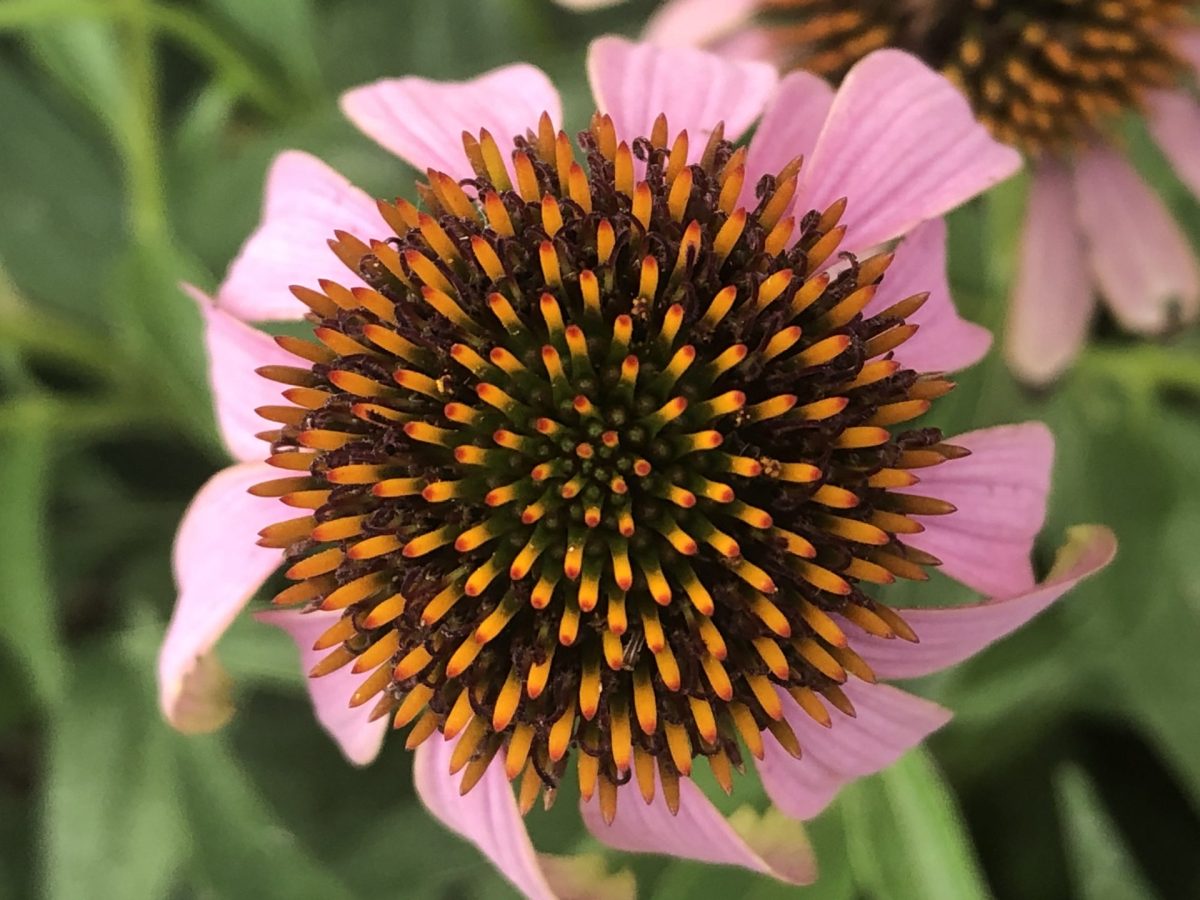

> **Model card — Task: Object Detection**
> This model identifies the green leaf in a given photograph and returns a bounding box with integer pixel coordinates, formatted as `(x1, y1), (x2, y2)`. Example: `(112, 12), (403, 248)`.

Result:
(42, 644), (184, 900)
(104, 240), (224, 455)
(0, 58), (123, 313)
(1055, 766), (1160, 900)
(1104, 412), (1200, 806)
(0, 406), (65, 707)
(24, 16), (134, 145)
(842, 749), (992, 900)
(174, 733), (357, 900)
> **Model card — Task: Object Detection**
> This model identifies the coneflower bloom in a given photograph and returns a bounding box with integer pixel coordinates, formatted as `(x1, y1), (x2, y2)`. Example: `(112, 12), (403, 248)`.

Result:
(158, 37), (1115, 897)
(639, 0), (1200, 384)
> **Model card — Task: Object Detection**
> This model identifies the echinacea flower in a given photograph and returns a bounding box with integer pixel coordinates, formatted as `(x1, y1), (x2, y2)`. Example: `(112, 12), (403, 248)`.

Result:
(636, 0), (1200, 384)
(158, 36), (1116, 898)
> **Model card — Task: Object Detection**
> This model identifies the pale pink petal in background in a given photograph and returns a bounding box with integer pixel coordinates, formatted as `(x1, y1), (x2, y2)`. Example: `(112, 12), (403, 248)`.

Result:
(898, 423), (1054, 598)
(255, 609), (388, 765)
(711, 27), (783, 65)
(743, 70), (835, 208)
(218, 151), (386, 323)
(1175, 27), (1200, 74)
(643, 0), (759, 48)
(413, 738), (559, 900)
(581, 767), (817, 884)
(866, 218), (992, 373)
(801, 50), (1021, 255)
(556, 0), (628, 9)
(758, 683), (952, 821)
(1004, 160), (1096, 385)
(845, 525), (1117, 680)
(587, 36), (778, 159)
(1074, 145), (1200, 333)
(341, 64), (562, 182)
(183, 285), (296, 463)
(1146, 90), (1200, 201)
(158, 461), (283, 731)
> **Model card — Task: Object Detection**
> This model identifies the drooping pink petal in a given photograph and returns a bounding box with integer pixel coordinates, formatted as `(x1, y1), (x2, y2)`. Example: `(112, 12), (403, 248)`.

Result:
(744, 69), (835, 205)
(1074, 144), (1200, 333)
(340, 64), (561, 182)
(413, 737), (558, 900)
(897, 423), (1054, 598)
(580, 766), (816, 884)
(800, 50), (1021, 255)
(758, 682), (952, 821)
(865, 218), (992, 372)
(1147, 89), (1200, 201)
(1004, 160), (1096, 385)
(158, 461), (283, 731)
(218, 151), (386, 323)
(587, 36), (778, 159)
(643, 0), (759, 49)
(254, 609), (387, 766)
(846, 525), (1117, 680)
(183, 284), (296, 464)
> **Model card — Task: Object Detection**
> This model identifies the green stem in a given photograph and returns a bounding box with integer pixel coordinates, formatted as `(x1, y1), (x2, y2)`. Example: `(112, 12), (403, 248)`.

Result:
(148, 6), (290, 118)
(0, 312), (128, 381)
(118, 0), (169, 249)
(0, 0), (288, 117)
(0, 393), (173, 438)
(1078, 345), (1200, 398)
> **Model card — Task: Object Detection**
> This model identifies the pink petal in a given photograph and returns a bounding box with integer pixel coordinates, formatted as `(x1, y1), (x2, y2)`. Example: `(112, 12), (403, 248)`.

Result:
(897, 423), (1054, 598)
(758, 682), (952, 821)
(1175, 27), (1200, 75)
(744, 70), (835, 204)
(413, 737), (558, 900)
(643, 0), (759, 49)
(580, 767), (816, 884)
(711, 27), (783, 65)
(1147, 89), (1200, 201)
(254, 609), (387, 766)
(1074, 144), (1200, 333)
(555, 0), (627, 8)
(587, 36), (778, 158)
(340, 64), (561, 182)
(157, 461), (283, 732)
(866, 218), (992, 372)
(218, 151), (386, 322)
(846, 525), (1117, 680)
(184, 285), (295, 464)
(800, 50), (1021, 255)
(1004, 160), (1096, 385)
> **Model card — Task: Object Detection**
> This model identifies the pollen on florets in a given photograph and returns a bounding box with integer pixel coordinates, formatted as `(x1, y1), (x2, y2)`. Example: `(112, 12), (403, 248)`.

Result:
(251, 109), (962, 824)
(760, 0), (1192, 155)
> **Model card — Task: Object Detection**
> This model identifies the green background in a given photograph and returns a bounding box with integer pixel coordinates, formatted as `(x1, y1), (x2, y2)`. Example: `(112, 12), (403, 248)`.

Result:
(1, 0), (1198, 897)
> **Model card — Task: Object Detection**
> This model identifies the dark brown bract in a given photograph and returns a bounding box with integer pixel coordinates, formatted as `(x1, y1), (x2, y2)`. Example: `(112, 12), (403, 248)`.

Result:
(252, 111), (960, 824)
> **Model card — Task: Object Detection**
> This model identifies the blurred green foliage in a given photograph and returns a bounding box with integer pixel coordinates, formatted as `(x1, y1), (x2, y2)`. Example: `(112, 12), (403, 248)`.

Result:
(1, 0), (1199, 897)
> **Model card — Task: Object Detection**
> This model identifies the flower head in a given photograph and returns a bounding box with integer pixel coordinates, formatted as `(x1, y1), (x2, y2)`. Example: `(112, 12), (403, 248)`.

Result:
(641, 0), (1200, 383)
(159, 37), (1114, 898)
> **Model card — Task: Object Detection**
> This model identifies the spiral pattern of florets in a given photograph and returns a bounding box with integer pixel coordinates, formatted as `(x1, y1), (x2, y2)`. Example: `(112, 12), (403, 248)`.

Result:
(761, 0), (1191, 155)
(253, 111), (962, 822)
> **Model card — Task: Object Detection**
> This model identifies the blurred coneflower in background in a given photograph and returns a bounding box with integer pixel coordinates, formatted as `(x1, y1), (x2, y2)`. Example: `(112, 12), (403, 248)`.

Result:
(564, 0), (1200, 384)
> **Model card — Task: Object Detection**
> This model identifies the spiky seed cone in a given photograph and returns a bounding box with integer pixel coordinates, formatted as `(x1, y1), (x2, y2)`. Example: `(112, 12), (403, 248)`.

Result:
(254, 110), (963, 823)
(760, 0), (1191, 154)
